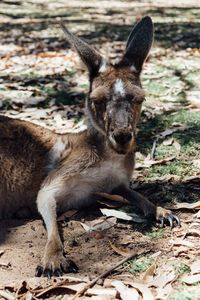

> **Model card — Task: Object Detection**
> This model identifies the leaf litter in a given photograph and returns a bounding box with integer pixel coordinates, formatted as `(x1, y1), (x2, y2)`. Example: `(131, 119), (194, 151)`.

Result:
(0, 0), (200, 299)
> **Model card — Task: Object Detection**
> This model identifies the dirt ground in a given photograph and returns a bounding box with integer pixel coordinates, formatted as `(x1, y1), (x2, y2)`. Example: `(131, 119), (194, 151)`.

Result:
(0, 0), (200, 299)
(0, 208), (199, 299)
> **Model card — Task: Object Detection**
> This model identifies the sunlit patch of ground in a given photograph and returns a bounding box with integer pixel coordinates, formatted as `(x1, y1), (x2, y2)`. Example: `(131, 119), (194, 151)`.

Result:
(0, 0), (200, 299)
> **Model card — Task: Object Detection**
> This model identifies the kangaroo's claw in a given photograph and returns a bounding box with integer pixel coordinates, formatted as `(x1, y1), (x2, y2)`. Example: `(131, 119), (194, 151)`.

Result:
(35, 259), (78, 278)
(35, 265), (43, 277)
(35, 246), (79, 278)
(54, 268), (63, 277)
(157, 207), (181, 228)
(43, 268), (52, 279)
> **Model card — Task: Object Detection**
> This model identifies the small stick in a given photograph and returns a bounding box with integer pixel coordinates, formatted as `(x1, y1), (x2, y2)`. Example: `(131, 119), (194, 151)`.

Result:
(71, 248), (151, 299)
(150, 137), (158, 160)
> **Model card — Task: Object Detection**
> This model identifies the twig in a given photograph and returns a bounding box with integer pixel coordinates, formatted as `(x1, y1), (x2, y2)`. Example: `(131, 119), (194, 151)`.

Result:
(71, 248), (151, 299)
(150, 137), (158, 160)
(16, 292), (39, 300)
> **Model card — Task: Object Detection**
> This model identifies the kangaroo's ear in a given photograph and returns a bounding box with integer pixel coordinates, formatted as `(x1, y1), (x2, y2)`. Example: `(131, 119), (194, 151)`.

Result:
(123, 16), (153, 72)
(61, 22), (102, 76)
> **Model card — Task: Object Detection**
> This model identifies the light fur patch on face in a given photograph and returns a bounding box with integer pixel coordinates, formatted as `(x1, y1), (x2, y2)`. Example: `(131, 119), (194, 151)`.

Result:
(130, 65), (137, 72)
(114, 79), (125, 96)
(53, 137), (66, 155)
(99, 60), (107, 73)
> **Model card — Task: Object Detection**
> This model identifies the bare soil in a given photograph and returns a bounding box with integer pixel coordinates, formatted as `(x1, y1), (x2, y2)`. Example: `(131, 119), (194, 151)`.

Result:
(0, 0), (200, 299)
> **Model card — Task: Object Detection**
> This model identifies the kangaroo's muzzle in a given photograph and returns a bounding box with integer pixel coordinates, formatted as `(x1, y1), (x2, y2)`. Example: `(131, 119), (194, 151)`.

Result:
(109, 127), (134, 154)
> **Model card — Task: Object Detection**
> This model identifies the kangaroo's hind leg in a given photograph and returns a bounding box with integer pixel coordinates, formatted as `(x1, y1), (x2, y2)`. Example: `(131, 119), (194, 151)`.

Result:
(35, 176), (78, 278)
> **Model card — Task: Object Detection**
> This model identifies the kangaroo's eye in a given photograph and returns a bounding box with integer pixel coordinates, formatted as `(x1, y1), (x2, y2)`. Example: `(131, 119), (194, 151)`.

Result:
(126, 94), (143, 104)
(91, 96), (106, 105)
(126, 94), (133, 102)
(134, 96), (145, 104)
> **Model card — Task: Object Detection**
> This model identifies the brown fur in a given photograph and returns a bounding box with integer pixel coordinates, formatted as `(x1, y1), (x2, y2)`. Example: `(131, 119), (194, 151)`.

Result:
(0, 17), (179, 276)
(0, 116), (56, 218)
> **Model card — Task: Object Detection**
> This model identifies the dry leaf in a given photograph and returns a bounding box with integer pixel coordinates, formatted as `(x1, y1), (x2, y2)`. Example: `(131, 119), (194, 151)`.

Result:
(109, 242), (133, 257)
(186, 91), (200, 108)
(38, 51), (66, 58)
(158, 128), (178, 138)
(37, 281), (86, 298)
(100, 208), (146, 223)
(147, 272), (176, 289)
(194, 211), (200, 218)
(115, 234), (136, 246)
(135, 156), (176, 169)
(0, 290), (15, 300)
(61, 276), (88, 283)
(189, 222), (200, 228)
(0, 260), (11, 268)
(157, 126), (188, 138)
(171, 239), (194, 247)
(112, 280), (139, 300)
(142, 260), (157, 282)
(173, 140), (181, 153)
(171, 201), (200, 210)
(156, 283), (173, 300)
(182, 175), (200, 183)
(163, 137), (174, 146)
(181, 274), (200, 284)
(0, 277), (49, 291)
(185, 228), (200, 237)
(103, 279), (114, 288)
(86, 288), (117, 297)
(151, 251), (161, 258)
(65, 282), (88, 292)
(191, 260), (200, 275)
(193, 159), (200, 168)
(25, 291), (33, 300)
(80, 217), (117, 232)
(125, 281), (154, 300)
(28, 277), (88, 298)
(162, 138), (180, 154)
(173, 246), (190, 257)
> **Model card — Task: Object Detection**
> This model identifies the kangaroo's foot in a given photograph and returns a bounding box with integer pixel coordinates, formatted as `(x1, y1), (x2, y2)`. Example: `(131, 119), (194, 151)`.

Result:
(35, 238), (78, 278)
(156, 206), (180, 228)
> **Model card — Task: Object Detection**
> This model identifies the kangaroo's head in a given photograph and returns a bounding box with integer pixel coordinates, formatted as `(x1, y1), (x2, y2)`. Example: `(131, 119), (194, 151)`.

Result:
(61, 17), (153, 154)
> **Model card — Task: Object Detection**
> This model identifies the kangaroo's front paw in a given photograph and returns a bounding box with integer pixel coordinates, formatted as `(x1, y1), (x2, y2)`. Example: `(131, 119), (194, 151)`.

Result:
(35, 240), (78, 278)
(156, 206), (180, 228)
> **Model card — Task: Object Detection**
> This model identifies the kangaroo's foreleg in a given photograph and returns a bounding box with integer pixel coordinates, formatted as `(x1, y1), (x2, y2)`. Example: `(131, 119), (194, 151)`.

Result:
(114, 186), (180, 227)
(35, 177), (78, 278)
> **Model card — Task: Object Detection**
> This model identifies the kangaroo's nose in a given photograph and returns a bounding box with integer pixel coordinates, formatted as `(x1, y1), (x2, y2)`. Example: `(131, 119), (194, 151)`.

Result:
(113, 130), (132, 145)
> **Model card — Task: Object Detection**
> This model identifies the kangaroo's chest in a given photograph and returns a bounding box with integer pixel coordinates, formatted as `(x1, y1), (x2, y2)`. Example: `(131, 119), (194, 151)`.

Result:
(47, 137), (135, 211)
(56, 158), (134, 212)
(85, 159), (131, 188)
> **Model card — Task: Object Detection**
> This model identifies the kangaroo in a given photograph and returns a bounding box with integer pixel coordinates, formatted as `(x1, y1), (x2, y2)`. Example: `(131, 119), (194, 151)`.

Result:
(0, 16), (179, 278)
